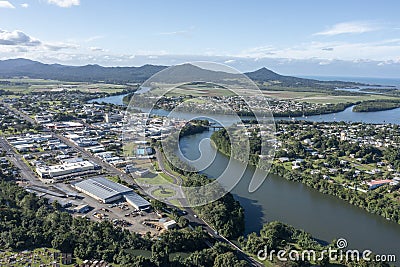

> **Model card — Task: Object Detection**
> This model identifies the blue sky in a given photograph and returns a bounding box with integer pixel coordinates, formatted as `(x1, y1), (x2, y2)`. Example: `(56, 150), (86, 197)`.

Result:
(1, 0), (400, 77)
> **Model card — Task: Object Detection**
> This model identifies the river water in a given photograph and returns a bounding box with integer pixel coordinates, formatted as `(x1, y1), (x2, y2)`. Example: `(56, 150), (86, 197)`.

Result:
(92, 94), (400, 259)
(180, 130), (400, 258)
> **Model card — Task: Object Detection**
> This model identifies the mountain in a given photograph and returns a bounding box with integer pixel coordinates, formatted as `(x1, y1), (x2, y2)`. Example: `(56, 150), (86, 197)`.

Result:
(147, 63), (241, 84)
(0, 59), (363, 88)
(244, 67), (362, 88)
(0, 58), (167, 83)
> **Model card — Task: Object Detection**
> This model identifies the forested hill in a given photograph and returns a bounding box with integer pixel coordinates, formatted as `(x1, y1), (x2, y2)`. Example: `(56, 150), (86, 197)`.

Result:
(245, 67), (364, 88)
(0, 58), (166, 83)
(0, 58), (364, 88)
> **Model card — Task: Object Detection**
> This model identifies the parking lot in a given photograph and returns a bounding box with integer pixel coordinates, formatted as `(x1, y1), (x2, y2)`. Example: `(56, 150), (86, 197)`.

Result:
(1, 132), (170, 236)
(76, 197), (162, 235)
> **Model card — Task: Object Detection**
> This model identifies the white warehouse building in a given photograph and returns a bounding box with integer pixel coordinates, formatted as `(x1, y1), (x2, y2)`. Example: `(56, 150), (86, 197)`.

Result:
(36, 161), (96, 179)
(72, 177), (151, 210)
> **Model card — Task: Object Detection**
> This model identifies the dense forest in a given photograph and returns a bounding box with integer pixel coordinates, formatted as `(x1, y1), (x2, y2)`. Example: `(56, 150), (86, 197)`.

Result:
(179, 120), (209, 138)
(0, 177), (248, 266)
(158, 146), (245, 239)
(239, 221), (390, 267)
(0, 59), (367, 88)
(353, 99), (400, 112)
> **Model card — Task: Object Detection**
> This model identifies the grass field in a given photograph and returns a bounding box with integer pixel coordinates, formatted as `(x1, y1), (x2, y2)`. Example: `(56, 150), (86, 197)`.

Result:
(0, 78), (128, 94)
(262, 90), (400, 104)
(154, 87), (236, 97)
(142, 81), (400, 105)
(136, 173), (174, 185)
(152, 187), (176, 198)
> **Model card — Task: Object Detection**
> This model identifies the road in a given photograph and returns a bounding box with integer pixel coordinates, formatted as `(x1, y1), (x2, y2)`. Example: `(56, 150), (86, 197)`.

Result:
(2, 102), (36, 124)
(155, 148), (183, 186)
(1, 101), (263, 266)
(1, 101), (135, 185)
(0, 136), (42, 186)
(155, 148), (263, 267)
(55, 133), (132, 181)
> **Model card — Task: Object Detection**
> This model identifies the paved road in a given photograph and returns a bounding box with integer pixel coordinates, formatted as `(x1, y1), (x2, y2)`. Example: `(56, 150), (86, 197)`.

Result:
(1, 101), (263, 266)
(55, 133), (132, 181)
(1, 101), (135, 185)
(155, 148), (263, 267)
(0, 137), (42, 186)
(183, 206), (264, 267)
(155, 148), (183, 186)
(2, 102), (36, 124)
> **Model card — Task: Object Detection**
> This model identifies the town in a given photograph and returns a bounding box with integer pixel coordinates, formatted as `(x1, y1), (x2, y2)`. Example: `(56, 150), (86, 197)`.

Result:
(274, 121), (400, 193)
(0, 91), (196, 236)
(211, 119), (400, 225)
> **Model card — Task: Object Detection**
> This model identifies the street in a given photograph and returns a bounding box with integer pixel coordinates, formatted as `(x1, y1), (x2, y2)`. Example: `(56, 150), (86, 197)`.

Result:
(0, 101), (264, 267)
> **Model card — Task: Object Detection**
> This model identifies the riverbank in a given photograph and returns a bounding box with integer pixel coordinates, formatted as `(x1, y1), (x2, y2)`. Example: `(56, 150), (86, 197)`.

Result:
(91, 93), (400, 259)
(179, 129), (400, 262)
(210, 122), (400, 227)
(353, 99), (400, 112)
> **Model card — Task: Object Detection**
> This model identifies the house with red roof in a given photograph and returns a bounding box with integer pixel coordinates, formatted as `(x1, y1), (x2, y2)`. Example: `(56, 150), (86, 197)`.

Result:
(366, 179), (392, 190)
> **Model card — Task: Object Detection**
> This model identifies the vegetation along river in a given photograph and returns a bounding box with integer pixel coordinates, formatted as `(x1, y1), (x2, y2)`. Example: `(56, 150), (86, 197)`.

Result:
(92, 94), (400, 259)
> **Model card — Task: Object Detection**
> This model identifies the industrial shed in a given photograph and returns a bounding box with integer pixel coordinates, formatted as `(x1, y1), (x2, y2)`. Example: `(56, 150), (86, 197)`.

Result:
(124, 192), (151, 211)
(72, 177), (132, 203)
(72, 177), (151, 210)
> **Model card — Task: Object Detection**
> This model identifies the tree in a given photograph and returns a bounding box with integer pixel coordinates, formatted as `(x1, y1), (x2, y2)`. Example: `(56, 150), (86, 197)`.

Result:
(177, 216), (189, 228)
(213, 252), (246, 267)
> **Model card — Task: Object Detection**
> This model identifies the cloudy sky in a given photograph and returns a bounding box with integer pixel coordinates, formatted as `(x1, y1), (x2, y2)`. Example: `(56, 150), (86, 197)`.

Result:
(1, 0), (400, 77)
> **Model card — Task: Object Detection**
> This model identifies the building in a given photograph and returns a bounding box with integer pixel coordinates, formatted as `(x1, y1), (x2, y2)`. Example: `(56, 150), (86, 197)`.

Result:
(36, 160), (96, 179)
(136, 147), (155, 156)
(135, 169), (149, 177)
(105, 113), (124, 123)
(163, 220), (177, 230)
(340, 131), (347, 141)
(72, 177), (151, 210)
(72, 177), (132, 203)
(73, 204), (90, 213)
(366, 179), (392, 190)
(124, 192), (151, 211)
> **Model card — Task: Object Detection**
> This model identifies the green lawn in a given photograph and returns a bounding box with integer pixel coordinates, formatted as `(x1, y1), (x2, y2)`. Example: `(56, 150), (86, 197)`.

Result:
(0, 78), (129, 94)
(261, 90), (400, 104)
(152, 187), (176, 198)
(136, 173), (173, 185)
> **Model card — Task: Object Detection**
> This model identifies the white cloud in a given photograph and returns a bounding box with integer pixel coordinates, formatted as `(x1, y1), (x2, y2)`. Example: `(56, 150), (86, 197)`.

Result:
(21, 3), (28, 8)
(0, 29), (41, 46)
(44, 43), (79, 51)
(158, 27), (195, 38)
(224, 59), (236, 64)
(0, 29), (80, 56)
(159, 30), (189, 36)
(234, 39), (400, 63)
(85, 35), (104, 42)
(0, 1), (15, 8)
(319, 60), (332, 65)
(89, 46), (105, 52)
(47, 0), (79, 8)
(314, 21), (379, 36)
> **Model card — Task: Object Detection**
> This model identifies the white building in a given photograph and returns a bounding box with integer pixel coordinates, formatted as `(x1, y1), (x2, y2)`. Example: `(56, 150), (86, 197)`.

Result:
(163, 220), (177, 230)
(36, 160), (96, 179)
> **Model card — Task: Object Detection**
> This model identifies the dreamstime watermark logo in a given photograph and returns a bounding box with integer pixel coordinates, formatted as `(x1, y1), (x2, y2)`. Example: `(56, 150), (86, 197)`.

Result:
(122, 62), (276, 207)
(257, 238), (396, 263)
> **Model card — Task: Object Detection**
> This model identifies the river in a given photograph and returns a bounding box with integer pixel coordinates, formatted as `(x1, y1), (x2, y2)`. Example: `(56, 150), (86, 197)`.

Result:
(89, 93), (400, 125)
(180, 130), (400, 258)
(91, 93), (400, 259)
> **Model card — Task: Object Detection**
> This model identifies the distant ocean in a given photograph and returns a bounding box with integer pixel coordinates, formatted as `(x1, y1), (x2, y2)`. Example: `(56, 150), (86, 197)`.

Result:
(300, 76), (400, 88)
